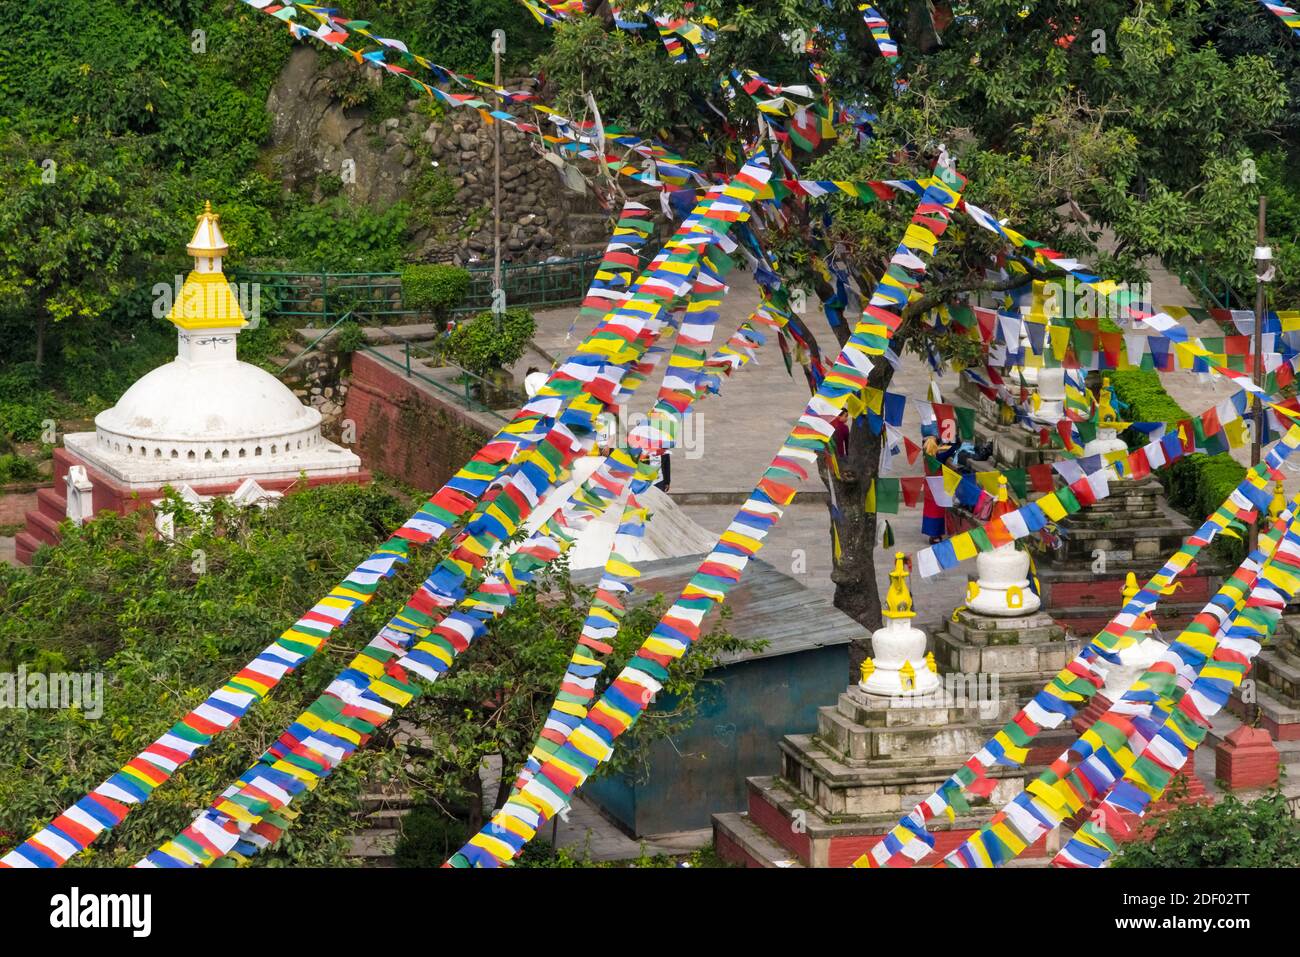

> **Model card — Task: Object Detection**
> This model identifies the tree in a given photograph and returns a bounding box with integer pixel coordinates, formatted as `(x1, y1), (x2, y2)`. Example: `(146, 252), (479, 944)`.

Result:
(0, 135), (175, 368)
(538, 2), (1291, 638)
(0, 483), (757, 864)
(1113, 792), (1300, 868)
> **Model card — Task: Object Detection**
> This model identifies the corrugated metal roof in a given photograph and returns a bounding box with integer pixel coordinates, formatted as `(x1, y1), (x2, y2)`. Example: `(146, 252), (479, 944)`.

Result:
(572, 555), (863, 665)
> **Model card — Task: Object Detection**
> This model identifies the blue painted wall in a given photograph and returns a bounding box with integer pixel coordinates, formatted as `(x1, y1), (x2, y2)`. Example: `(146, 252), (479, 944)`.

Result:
(584, 643), (849, 836)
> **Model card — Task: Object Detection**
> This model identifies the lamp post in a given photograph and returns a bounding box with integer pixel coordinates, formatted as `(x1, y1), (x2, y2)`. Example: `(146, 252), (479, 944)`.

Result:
(1249, 195), (1273, 553)
(492, 29), (506, 333)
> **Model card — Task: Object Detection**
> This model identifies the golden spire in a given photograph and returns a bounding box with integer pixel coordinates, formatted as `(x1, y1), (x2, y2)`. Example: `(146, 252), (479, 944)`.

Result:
(1097, 377), (1130, 430)
(1124, 571), (1156, 632)
(1269, 479), (1286, 523)
(883, 551), (915, 620)
(859, 657), (875, 684)
(168, 199), (245, 331)
(187, 199), (229, 258)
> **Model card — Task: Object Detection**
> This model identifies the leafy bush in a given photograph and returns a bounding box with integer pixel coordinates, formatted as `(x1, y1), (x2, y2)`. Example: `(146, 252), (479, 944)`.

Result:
(393, 804), (472, 866)
(401, 263), (470, 317)
(0, 453), (41, 484)
(1109, 369), (1248, 564)
(446, 308), (535, 377)
(280, 198), (411, 272)
(0, 402), (49, 442)
(1114, 792), (1300, 868)
(334, 321), (366, 355)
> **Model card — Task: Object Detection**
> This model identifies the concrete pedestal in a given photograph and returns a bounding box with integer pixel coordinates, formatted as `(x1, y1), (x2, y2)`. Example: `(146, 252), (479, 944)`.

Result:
(713, 619), (1084, 868)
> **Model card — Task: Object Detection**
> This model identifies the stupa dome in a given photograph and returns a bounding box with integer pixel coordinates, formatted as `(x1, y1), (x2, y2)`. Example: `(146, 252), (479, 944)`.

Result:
(94, 360), (323, 462)
(63, 199), (360, 487)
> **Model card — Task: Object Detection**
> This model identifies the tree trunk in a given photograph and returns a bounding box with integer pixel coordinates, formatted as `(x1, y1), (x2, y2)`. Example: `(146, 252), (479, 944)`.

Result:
(907, 0), (943, 54)
(824, 359), (897, 677)
(34, 313), (46, 368)
(465, 771), (485, 832)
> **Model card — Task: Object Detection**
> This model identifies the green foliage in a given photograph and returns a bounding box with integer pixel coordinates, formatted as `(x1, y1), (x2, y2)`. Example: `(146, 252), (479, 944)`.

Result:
(0, 453), (42, 484)
(513, 839), (736, 869)
(365, 0), (550, 75)
(401, 263), (471, 316)
(280, 198), (411, 272)
(333, 321), (366, 355)
(0, 480), (761, 865)
(393, 804), (472, 866)
(0, 483), (418, 865)
(446, 308), (535, 376)
(0, 402), (51, 443)
(1109, 369), (1191, 428)
(1110, 369), (1247, 564)
(1113, 792), (1300, 867)
(236, 320), (293, 372)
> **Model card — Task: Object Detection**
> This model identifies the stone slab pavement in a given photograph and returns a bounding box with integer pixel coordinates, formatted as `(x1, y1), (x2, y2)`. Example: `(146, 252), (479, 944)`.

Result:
(524, 270), (974, 630)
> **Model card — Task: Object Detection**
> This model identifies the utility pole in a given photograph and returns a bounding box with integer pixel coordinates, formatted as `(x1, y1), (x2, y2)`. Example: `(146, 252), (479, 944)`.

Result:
(1249, 195), (1272, 553)
(492, 29), (506, 332)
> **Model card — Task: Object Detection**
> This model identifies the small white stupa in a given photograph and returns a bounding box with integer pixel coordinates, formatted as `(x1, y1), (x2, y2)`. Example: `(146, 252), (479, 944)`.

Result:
(1029, 367), (1066, 427)
(965, 476), (1041, 617)
(1099, 572), (1167, 701)
(859, 552), (941, 697)
(1082, 377), (1130, 460)
(519, 454), (717, 570)
(63, 201), (362, 487)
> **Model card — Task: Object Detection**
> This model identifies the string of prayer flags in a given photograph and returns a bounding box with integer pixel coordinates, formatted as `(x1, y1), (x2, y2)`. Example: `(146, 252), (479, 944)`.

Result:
(135, 158), (776, 868)
(855, 424), (1300, 868)
(571, 201), (657, 337)
(445, 159), (969, 867)
(6, 153), (770, 870)
(511, 497), (648, 794)
(238, 2), (710, 192)
(1261, 1), (1300, 37)
(858, 5), (906, 89)
(1056, 509), (1300, 868)
(912, 394), (1251, 579)
(953, 496), (1300, 870)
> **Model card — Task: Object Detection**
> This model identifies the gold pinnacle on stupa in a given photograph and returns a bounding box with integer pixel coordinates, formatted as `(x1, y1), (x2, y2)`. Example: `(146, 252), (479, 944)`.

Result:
(1268, 479), (1286, 523)
(1123, 571), (1157, 632)
(168, 199), (244, 331)
(883, 551), (915, 620)
(1097, 376), (1130, 430)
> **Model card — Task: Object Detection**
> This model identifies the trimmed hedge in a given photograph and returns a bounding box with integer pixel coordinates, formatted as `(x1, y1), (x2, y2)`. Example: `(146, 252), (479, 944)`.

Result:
(1108, 368), (1248, 564)
(447, 308), (536, 377)
(402, 263), (471, 317)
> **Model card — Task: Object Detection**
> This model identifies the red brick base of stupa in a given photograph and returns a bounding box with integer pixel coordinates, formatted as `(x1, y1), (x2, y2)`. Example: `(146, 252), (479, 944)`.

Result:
(15, 446), (370, 564)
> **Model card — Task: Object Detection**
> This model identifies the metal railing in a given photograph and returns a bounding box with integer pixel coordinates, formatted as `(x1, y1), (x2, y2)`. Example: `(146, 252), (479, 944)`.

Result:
(233, 252), (604, 328)
(1178, 264), (1250, 314)
(356, 339), (512, 424)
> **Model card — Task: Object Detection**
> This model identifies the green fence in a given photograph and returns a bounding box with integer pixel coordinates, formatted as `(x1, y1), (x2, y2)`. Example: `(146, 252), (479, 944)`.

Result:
(233, 253), (603, 327)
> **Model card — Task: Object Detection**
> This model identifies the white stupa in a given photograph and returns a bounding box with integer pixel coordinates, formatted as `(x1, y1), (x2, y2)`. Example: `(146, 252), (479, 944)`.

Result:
(519, 455), (717, 569)
(63, 201), (361, 487)
(1029, 367), (1066, 427)
(1099, 573), (1167, 701)
(859, 552), (941, 697)
(965, 476), (1042, 617)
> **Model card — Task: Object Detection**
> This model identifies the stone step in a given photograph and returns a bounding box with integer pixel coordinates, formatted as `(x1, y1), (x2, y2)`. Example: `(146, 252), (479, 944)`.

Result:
(25, 508), (62, 548)
(1255, 648), (1300, 704)
(712, 811), (805, 868)
(815, 706), (995, 767)
(14, 530), (41, 565)
(36, 485), (65, 522)
(347, 827), (398, 865)
(1229, 683), (1300, 741)
(779, 734), (1031, 820)
(743, 772), (1053, 868)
